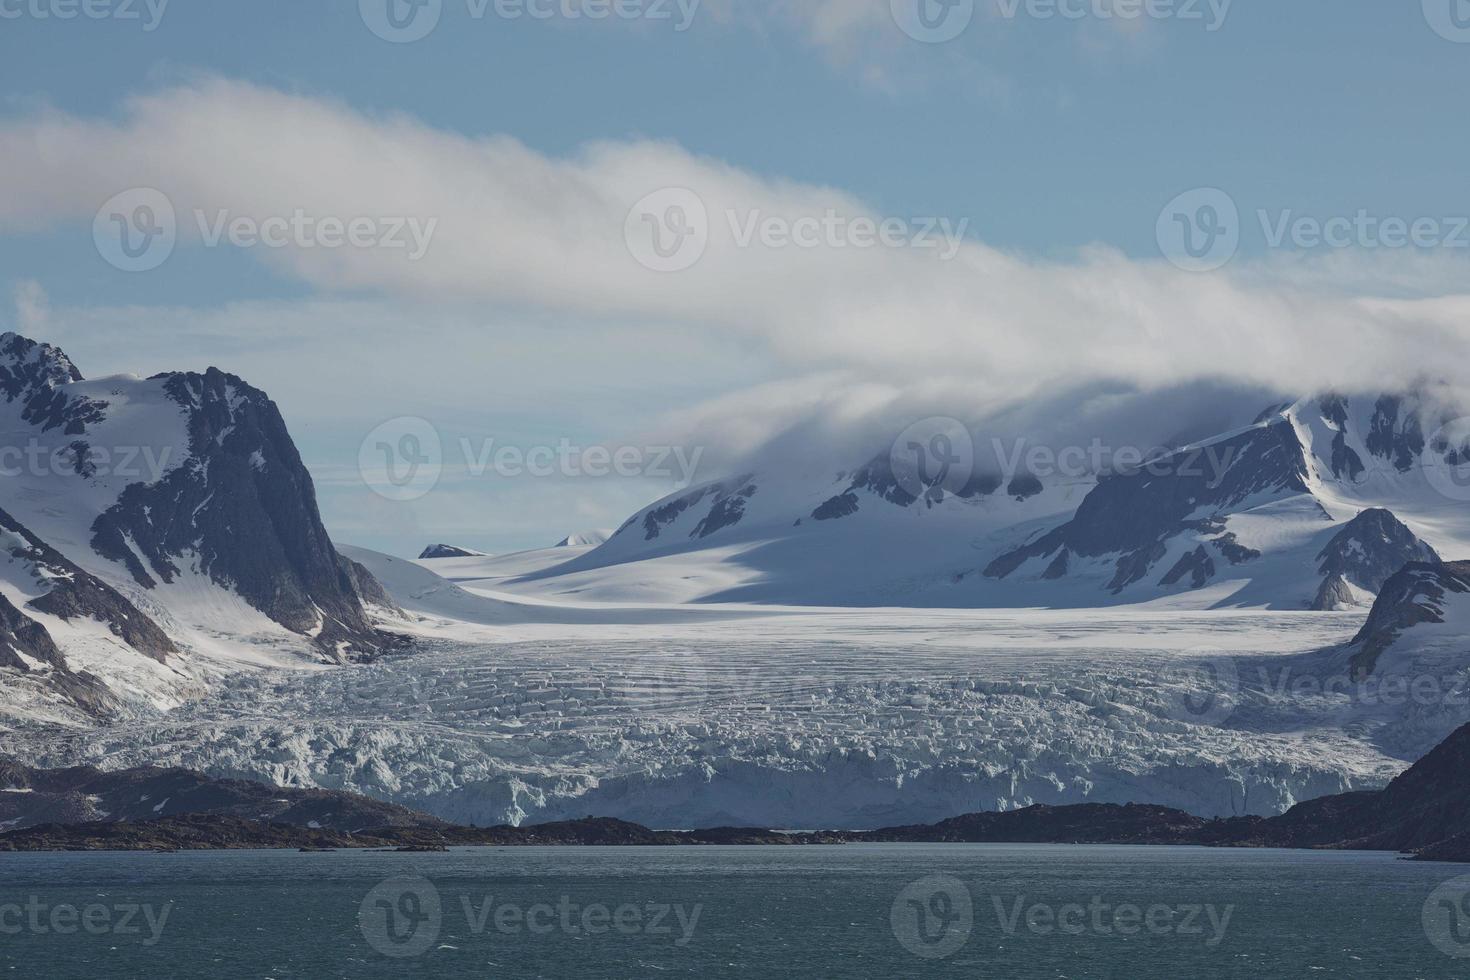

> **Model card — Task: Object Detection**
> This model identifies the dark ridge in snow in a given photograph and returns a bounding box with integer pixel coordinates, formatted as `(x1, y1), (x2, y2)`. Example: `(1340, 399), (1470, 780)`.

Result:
(418, 544), (483, 560)
(628, 475), (756, 542)
(1160, 545), (1216, 590)
(1319, 395), (1366, 481)
(812, 451), (1002, 521)
(1346, 561), (1470, 677)
(1210, 531), (1261, 565)
(0, 506), (175, 663)
(1310, 508), (1440, 611)
(1365, 395), (1425, 473)
(986, 419), (1310, 593)
(88, 368), (392, 661)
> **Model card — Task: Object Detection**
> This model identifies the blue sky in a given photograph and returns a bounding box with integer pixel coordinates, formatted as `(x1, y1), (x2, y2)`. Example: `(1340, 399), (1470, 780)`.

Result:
(3, 0), (1470, 555)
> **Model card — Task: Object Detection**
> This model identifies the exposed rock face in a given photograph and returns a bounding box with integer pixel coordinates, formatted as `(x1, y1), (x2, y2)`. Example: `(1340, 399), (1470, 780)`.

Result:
(0, 506), (175, 664)
(986, 420), (1307, 592)
(0, 591), (64, 674)
(419, 544), (483, 559)
(631, 475), (757, 541)
(88, 368), (391, 660)
(1310, 508), (1440, 611)
(1346, 561), (1470, 677)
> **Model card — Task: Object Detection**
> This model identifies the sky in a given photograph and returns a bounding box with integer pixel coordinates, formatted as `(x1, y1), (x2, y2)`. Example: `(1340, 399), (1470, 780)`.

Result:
(2, 0), (1470, 556)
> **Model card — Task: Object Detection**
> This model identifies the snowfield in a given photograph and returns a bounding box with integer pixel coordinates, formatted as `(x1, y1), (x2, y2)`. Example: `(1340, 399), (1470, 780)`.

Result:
(10, 573), (1454, 829)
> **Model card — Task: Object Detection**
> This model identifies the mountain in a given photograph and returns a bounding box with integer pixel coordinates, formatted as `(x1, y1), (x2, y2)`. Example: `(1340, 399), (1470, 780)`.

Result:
(1342, 560), (1470, 678)
(0, 332), (396, 719)
(419, 544), (486, 559)
(556, 529), (611, 548)
(515, 390), (1470, 610)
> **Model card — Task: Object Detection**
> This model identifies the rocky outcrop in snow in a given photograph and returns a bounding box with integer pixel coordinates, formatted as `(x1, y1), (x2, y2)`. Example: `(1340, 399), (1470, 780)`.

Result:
(1310, 508), (1440, 611)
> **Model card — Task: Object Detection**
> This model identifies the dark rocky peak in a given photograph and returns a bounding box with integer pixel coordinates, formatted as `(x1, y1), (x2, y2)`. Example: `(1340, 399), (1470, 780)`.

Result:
(0, 332), (83, 398)
(419, 544), (483, 560)
(1311, 509), (1441, 611)
(0, 332), (105, 435)
(1347, 561), (1470, 677)
(89, 367), (393, 661)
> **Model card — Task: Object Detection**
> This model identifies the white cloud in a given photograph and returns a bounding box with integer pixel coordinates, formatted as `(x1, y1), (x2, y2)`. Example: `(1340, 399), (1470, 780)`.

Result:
(4, 76), (1469, 404)
(5, 76), (1470, 553)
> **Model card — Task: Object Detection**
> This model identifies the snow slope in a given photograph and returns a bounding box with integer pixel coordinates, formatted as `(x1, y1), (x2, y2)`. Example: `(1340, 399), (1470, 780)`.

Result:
(505, 391), (1470, 611)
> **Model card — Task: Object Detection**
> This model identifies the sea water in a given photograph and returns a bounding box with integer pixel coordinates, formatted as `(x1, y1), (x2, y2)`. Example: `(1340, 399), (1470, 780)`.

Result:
(1, 843), (1466, 978)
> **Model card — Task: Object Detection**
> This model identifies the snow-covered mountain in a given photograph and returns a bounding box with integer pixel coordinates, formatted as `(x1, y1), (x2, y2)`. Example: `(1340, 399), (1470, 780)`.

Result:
(0, 332), (393, 719)
(514, 392), (1470, 610)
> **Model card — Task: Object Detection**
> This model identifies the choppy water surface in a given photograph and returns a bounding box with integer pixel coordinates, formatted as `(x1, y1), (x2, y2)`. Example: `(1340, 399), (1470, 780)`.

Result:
(2, 843), (1467, 978)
